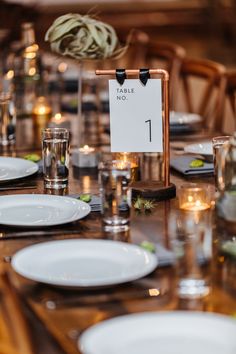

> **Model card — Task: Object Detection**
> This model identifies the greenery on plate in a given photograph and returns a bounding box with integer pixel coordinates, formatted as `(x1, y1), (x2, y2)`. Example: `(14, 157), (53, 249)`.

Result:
(78, 194), (92, 203)
(140, 241), (156, 253)
(189, 159), (204, 168)
(23, 154), (41, 162)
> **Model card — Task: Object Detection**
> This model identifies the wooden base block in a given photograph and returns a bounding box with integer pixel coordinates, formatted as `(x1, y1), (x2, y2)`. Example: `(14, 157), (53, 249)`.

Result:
(131, 181), (176, 201)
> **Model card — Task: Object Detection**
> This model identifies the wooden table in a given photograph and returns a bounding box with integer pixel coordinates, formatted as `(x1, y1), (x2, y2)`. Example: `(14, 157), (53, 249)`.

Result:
(0, 123), (235, 354)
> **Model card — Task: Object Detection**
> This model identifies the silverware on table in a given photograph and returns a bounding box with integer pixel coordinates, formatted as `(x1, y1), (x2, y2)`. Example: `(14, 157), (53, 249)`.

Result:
(0, 185), (37, 191)
(0, 229), (81, 240)
(44, 287), (162, 310)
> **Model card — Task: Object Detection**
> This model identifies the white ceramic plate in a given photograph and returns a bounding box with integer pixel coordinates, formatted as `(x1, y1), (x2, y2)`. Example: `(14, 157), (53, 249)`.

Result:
(170, 111), (202, 125)
(184, 141), (213, 158)
(0, 157), (38, 182)
(11, 239), (158, 287)
(79, 311), (236, 354)
(0, 194), (91, 227)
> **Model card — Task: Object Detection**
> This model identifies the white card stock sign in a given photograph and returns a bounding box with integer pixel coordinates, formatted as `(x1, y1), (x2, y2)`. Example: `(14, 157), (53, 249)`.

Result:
(109, 79), (163, 152)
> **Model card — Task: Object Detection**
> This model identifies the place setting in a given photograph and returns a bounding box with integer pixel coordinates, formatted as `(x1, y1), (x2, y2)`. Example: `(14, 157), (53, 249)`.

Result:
(170, 139), (214, 176)
(170, 111), (203, 135)
(0, 155), (39, 190)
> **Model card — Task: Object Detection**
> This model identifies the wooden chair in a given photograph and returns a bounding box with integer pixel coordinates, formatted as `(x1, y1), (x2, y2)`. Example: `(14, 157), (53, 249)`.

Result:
(225, 71), (236, 115)
(145, 40), (186, 109)
(177, 57), (226, 132)
(222, 70), (236, 132)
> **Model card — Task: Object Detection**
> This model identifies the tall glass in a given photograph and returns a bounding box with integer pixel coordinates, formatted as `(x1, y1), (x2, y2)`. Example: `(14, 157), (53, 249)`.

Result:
(0, 93), (16, 146)
(169, 210), (211, 299)
(42, 128), (69, 189)
(99, 160), (131, 232)
(212, 136), (231, 191)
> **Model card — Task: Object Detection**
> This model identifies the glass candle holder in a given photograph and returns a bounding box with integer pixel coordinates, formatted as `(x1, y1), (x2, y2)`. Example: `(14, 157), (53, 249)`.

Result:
(33, 96), (52, 142)
(113, 152), (139, 182)
(179, 184), (212, 211)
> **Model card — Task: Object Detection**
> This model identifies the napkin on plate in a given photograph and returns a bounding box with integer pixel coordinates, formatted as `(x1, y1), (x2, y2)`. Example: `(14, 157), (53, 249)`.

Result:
(170, 156), (214, 176)
(154, 243), (207, 267)
(70, 194), (129, 212)
(154, 244), (175, 267)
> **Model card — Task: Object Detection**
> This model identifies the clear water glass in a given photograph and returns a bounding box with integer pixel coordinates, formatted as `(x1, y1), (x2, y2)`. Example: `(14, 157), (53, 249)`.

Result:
(0, 93), (16, 146)
(42, 128), (69, 189)
(212, 136), (231, 191)
(169, 210), (211, 299)
(99, 160), (131, 232)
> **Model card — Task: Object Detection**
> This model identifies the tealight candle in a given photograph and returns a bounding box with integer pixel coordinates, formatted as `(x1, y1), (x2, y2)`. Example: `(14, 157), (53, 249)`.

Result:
(72, 145), (99, 168)
(113, 152), (139, 182)
(48, 113), (71, 130)
(32, 96), (52, 141)
(179, 184), (212, 211)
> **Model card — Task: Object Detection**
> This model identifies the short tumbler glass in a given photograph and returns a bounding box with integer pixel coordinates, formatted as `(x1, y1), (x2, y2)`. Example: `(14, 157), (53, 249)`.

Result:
(99, 160), (131, 232)
(169, 210), (211, 299)
(42, 128), (69, 189)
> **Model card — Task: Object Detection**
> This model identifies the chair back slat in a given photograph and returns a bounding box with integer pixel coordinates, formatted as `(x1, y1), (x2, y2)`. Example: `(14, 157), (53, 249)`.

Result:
(178, 57), (226, 132)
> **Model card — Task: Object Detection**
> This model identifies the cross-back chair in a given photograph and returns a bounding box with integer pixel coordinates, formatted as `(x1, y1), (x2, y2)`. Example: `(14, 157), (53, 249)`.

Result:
(221, 70), (236, 132)
(177, 57), (226, 132)
(225, 71), (236, 115)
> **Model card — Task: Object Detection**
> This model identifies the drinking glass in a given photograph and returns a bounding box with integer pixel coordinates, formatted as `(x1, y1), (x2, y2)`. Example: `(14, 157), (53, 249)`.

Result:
(0, 92), (16, 146)
(169, 210), (211, 299)
(99, 160), (131, 232)
(212, 135), (231, 191)
(42, 128), (69, 189)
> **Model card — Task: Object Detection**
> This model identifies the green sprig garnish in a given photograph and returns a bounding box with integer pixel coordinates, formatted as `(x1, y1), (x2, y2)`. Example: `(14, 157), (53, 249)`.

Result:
(23, 154), (41, 162)
(189, 159), (204, 168)
(140, 241), (156, 253)
(78, 194), (92, 203)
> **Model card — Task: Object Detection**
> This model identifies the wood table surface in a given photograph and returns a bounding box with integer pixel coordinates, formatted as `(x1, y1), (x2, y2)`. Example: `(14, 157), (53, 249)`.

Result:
(0, 120), (235, 354)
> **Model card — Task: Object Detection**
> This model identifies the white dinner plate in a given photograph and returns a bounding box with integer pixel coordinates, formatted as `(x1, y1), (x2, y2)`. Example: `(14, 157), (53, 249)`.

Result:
(79, 311), (236, 354)
(11, 239), (158, 287)
(184, 141), (213, 158)
(0, 157), (38, 182)
(0, 194), (91, 227)
(170, 111), (202, 125)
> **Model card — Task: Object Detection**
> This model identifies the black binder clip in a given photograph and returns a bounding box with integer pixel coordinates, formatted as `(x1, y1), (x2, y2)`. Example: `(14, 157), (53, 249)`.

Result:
(116, 69), (126, 85)
(139, 68), (150, 86)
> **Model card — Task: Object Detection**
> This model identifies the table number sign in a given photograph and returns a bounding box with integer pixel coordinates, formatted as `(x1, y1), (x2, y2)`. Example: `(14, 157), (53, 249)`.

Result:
(109, 79), (163, 152)
(96, 68), (176, 201)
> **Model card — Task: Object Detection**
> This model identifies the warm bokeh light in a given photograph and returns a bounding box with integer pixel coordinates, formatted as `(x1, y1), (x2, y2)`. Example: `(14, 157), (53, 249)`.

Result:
(5, 70), (14, 80)
(58, 62), (68, 73)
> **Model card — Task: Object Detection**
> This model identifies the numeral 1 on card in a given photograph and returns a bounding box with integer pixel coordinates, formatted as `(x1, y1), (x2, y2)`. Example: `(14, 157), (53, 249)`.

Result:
(145, 119), (152, 142)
